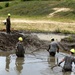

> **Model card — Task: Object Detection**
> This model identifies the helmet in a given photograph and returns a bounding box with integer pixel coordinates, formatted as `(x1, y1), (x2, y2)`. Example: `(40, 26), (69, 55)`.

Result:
(18, 37), (23, 41)
(8, 13), (11, 16)
(70, 49), (75, 53)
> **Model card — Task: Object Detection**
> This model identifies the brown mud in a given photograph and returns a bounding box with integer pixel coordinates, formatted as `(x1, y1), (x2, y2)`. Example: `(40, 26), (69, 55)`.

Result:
(60, 35), (75, 51)
(0, 30), (75, 53)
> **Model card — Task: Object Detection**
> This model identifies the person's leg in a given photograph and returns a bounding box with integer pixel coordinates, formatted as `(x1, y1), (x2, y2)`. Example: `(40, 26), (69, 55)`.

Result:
(8, 25), (10, 34)
(62, 68), (72, 72)
(6, 25), (8, 33)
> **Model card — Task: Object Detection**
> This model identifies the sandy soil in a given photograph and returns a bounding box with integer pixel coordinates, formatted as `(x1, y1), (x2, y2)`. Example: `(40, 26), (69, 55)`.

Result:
(10, 19), (75, 25)
(49, 8), (72, 17)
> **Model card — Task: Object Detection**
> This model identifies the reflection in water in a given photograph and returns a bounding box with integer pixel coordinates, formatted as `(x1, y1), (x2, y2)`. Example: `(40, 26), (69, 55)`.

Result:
(46, 56), (62, 75)
(0, 51), (75, 75)
(5, 52), (11, 72)
(5, 56), (10, 72)
(15, 57), (25, 74)
(48, 56), (56, 68)
(63, 72), (73, 75)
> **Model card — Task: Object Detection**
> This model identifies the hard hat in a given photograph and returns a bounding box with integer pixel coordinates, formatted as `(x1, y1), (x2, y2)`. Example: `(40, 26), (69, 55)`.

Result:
(8, 13), (11, 16)
(18, 37), (23, 41)
(70, 49), (75, 53)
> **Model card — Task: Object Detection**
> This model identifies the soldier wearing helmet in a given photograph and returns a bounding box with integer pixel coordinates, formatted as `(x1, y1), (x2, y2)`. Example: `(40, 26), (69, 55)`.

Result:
(16, 37), (25, 57)
(58, 48), (75, 72)
(6, 13), (11, 34)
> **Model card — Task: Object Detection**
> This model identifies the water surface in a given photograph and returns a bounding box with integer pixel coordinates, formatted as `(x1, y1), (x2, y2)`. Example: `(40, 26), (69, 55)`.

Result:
(0, 33), (74, 75)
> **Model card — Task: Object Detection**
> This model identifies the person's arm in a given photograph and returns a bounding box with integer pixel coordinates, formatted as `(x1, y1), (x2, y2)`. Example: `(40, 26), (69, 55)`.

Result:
(56, 42), (59, 53)
(15, 42), (18, 52)
(58, 58), (65, 66)
(47, 44), (50, 52)
(73, 58), (75, 64)
(57, 45), (59, 53)
(22, 42), (25, 53)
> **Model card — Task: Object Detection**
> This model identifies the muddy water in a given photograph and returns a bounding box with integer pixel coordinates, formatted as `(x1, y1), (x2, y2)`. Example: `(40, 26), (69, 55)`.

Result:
(0, 51), (75, 75)
(31, 33), (69, 41)
(0, 33), (75, 75)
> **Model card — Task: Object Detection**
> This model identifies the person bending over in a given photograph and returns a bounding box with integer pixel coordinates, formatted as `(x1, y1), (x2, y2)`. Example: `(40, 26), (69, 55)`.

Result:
(58, 49), (75, 72)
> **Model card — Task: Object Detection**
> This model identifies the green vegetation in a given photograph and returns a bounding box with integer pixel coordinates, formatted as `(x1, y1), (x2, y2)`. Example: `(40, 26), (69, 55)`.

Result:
(63, 36), (75, 42)
(0, 1), (55, 17)
(0, 0), (75, 21)
(54, 29), (75, 34)
(0, 0), (75, 34)
(5, 2), (9, 7)
(0, 1), (20, 9)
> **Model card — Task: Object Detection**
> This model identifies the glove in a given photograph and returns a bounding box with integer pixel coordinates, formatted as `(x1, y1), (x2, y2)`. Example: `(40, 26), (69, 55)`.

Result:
(57, 49), (59, 53)
(58, 61), (62, 66)
(47, 49), (49, 52)
(58, 63), (60, 66)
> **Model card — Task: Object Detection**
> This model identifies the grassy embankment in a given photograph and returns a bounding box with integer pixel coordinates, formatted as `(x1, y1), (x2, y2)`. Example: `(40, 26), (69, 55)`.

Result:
(0, 0), (75, 34)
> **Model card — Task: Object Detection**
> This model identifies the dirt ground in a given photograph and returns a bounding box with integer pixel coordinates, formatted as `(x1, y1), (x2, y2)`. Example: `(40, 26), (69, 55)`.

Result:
(0, 30), (50, 52)
(0, 30), (75, 53)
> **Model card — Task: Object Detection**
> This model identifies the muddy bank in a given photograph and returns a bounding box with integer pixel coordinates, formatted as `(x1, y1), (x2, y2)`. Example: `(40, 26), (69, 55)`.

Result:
(0, 31), (75, 52)
(0, 31), (50, 52)
(60, 35), (75, 51)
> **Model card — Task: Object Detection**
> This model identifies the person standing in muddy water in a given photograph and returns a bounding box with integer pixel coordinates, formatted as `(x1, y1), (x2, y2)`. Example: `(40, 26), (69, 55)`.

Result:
(6, 13), (11, 34)
(16, 37), (25, 57)
(58, 49), (75, 72)
(47, 38), (59, 57)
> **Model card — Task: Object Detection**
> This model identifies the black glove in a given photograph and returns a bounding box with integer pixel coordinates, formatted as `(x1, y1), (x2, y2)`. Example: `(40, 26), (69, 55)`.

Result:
(47, 49), (49, 52)
(58, 62), (62, 66)
(57, 49), (59, 53)
(58, 63), (60, 66)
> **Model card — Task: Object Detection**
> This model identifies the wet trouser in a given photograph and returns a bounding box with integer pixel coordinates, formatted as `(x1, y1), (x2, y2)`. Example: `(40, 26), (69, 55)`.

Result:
(6, 24), (10, 34)
(16, 54), (24, 57)
(62, 68), (72, 72)
(62, 67), (72, 72)
(49, 52), (55, 57)
(16, 50), (25, 57)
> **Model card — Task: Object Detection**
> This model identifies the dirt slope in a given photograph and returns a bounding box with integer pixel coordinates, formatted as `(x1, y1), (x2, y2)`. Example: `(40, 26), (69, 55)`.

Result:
(0, 31), (75, 53)
(0, 31), (49, 53)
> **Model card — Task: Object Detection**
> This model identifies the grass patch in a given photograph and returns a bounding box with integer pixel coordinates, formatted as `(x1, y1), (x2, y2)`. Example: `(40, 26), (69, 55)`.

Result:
(54, 28), (75, 34)
(0, 0), (75, 21)
(63, 36), (75, 42)
(0, 0), (75, 33)
(0, 21), (75, 34)
(0, 1), (64, 17)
